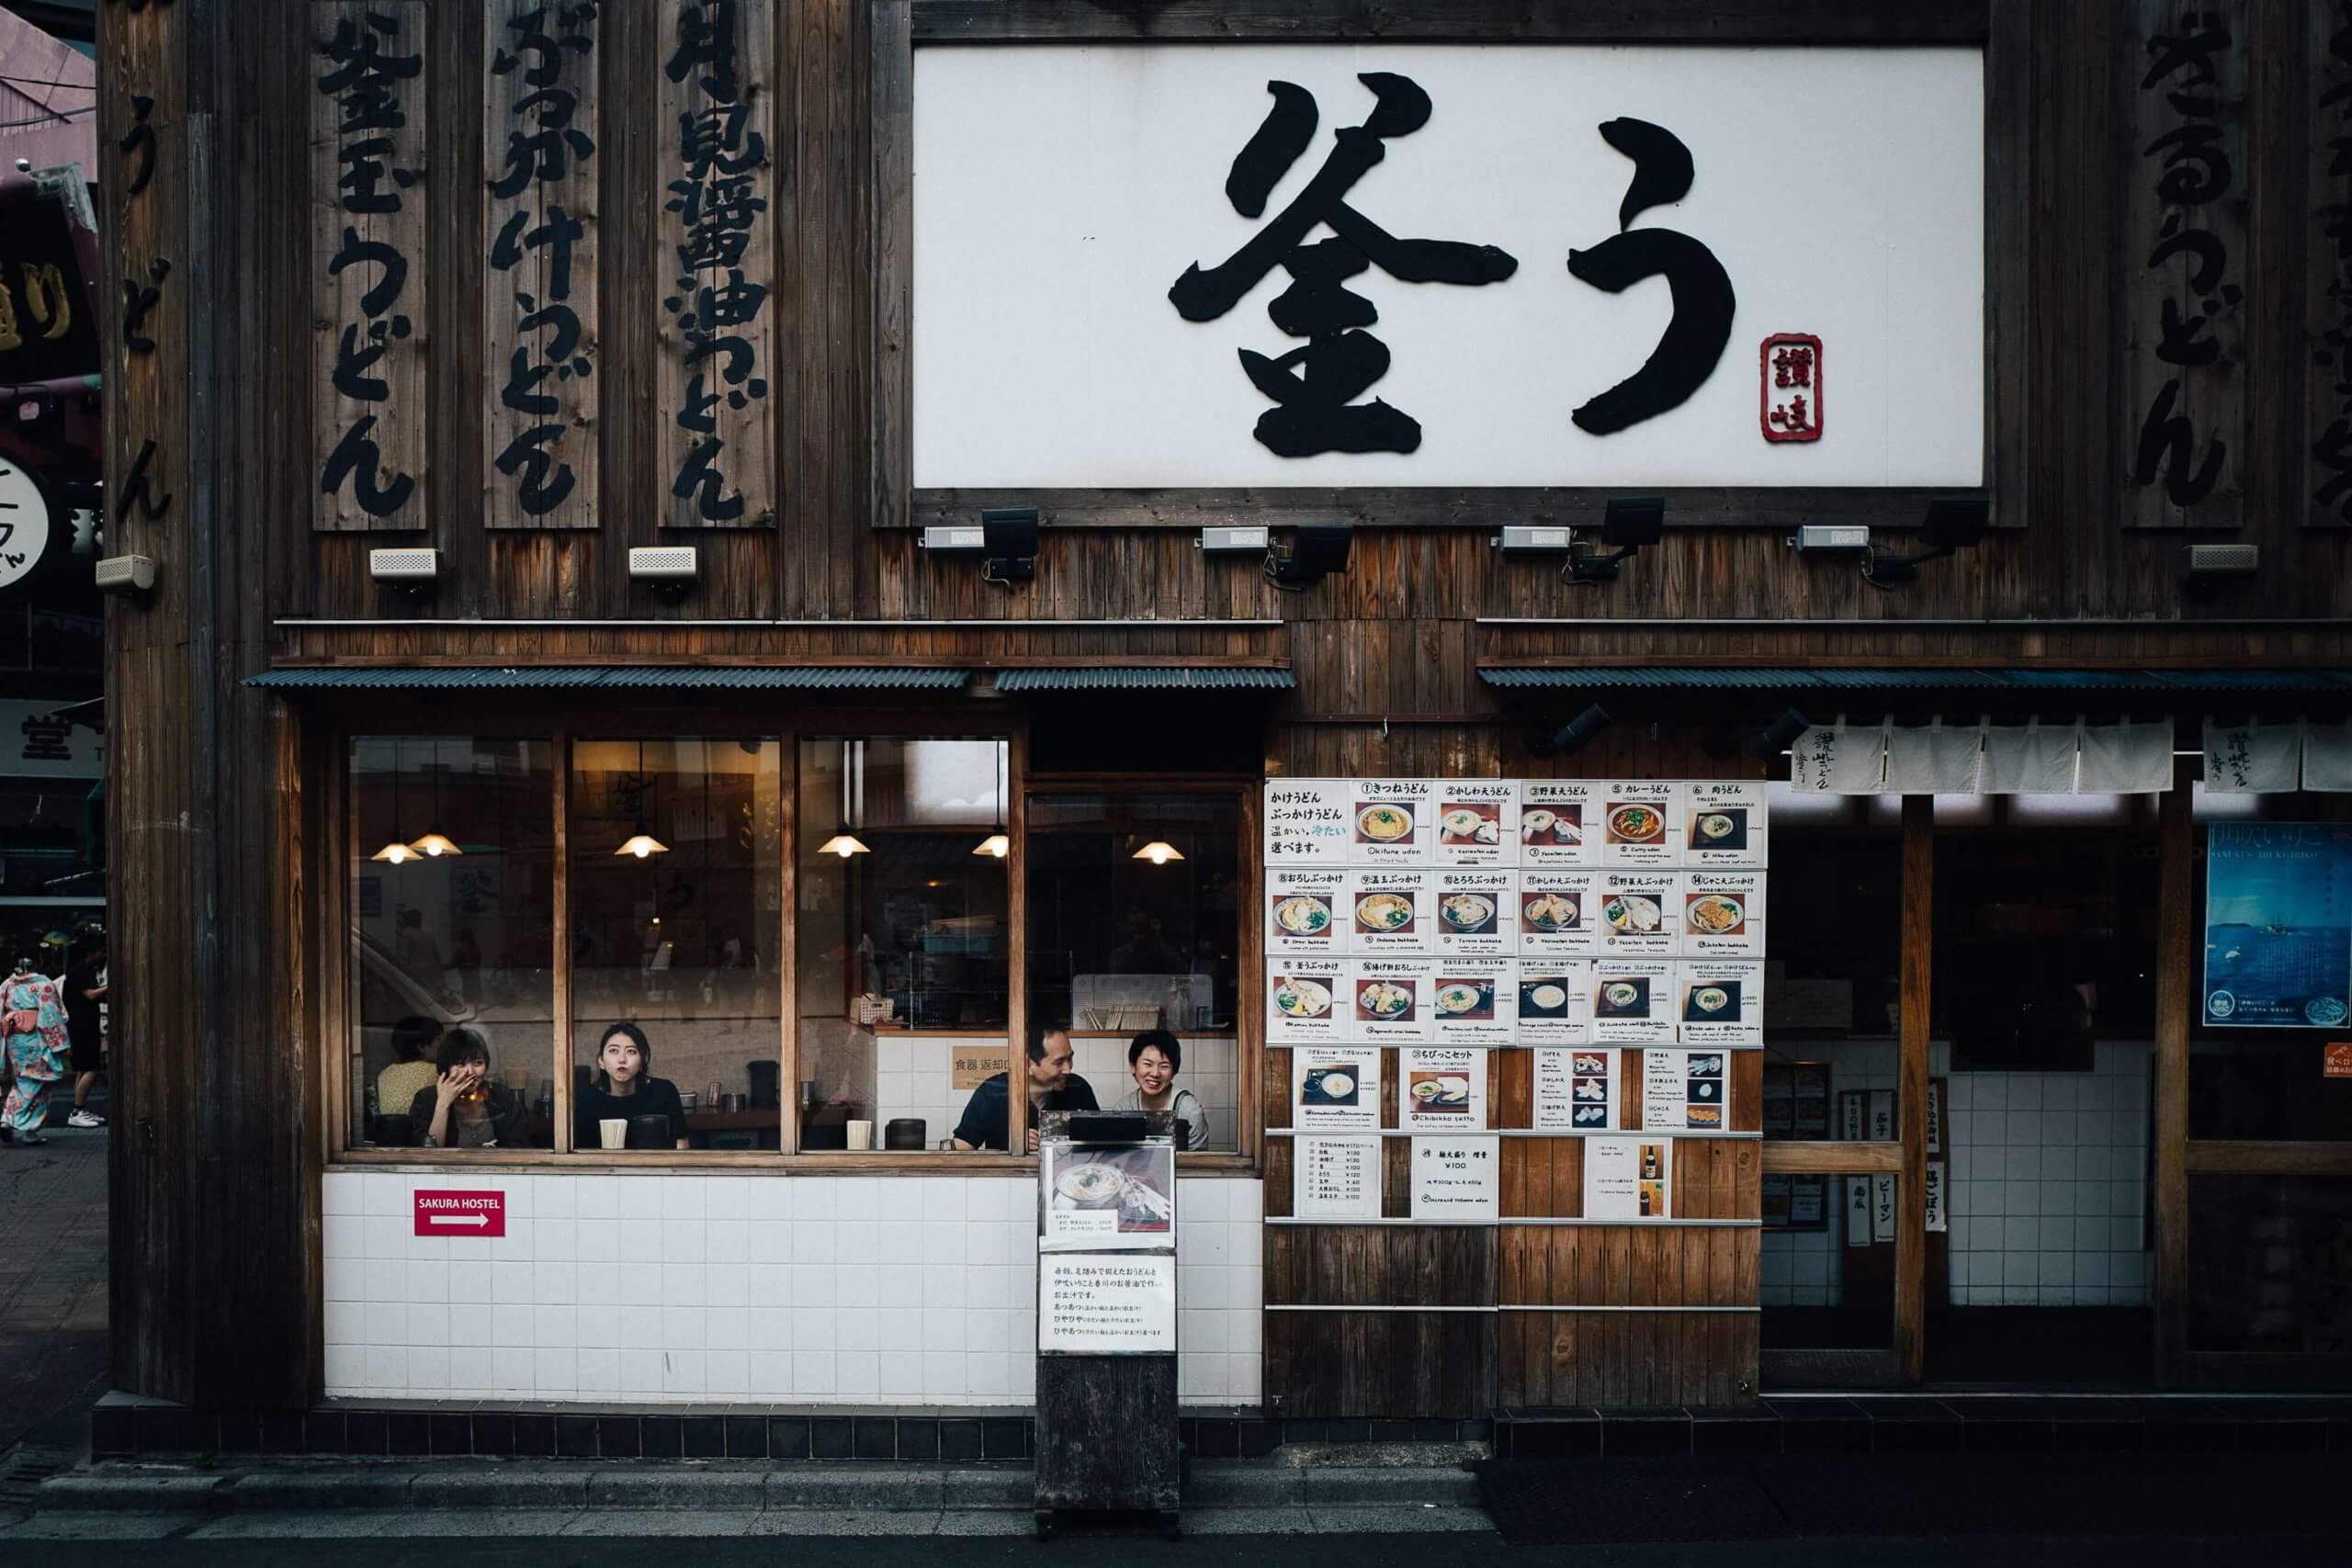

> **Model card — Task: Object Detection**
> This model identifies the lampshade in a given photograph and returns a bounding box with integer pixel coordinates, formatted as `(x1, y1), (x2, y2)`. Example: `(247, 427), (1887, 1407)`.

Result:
(369, 840), (419, 864)
(407, 830), (463, 858)
(615, 832), (671, 859)
(972, 831), (1009, 858)
(1132, 840), (1184, 865)
(818, 830), (869, 857)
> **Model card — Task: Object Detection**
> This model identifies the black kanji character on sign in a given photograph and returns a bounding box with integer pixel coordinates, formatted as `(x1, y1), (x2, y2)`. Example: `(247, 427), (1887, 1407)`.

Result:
(19, 712), (72, 764)
(117, 93), (157, 197)
(121, 437), (173, 523)
(1566, 118), (1736, 435)
(121, 257), (170, 354)
(1170, 74), (1518, 458)
(320, 414), (415, 519)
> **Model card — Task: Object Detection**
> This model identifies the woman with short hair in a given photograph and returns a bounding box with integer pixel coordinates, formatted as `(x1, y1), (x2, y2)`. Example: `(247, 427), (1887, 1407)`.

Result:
(1112, 1028), (1208, 1150)
(572, 1021), (689, 1151)
(406, 1027), (529, 1150)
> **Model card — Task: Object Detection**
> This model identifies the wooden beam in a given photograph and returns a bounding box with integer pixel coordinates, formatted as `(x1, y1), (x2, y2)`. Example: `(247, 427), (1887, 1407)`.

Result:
(2185, 1142), (2352, 1178)
(908, 486), (1969, 534)
(910, 2), (1990, 45)
(870, 0), (912, 532)
(2152, 767), (2193, 1384)
(1759, 1141), (1904, 1175)
(1894, 794), (1931, 1384)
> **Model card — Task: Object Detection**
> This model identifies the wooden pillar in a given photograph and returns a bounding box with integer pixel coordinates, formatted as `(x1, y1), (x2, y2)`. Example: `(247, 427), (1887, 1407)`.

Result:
(1894, 795), (1932, 1383)
(2151, 767), (2194, 1384)
(101, 0), (318, 1408)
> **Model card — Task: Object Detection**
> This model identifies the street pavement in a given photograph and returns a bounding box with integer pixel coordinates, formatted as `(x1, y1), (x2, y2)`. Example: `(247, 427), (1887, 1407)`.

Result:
(0, 1106), (108, 1458)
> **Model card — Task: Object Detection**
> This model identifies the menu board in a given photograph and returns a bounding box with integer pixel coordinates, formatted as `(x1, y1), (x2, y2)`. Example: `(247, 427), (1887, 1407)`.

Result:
(1535, 1047), (1619, 1132)
(1265, 780), (1352, 864)
(1410, 1135), (1499, 1220)
(1349, 779), (1435, 865)
(1268, 961), (1346, 1045)
(1641, 1047), (1733, 1133)
(1433, 869), (1514, 957)
(1351, 957), (1436, 1043)
(1682, 781), (1770, 867)
(1596, 870), (1682, 957)
(1591, 958), (1678, 1043)
(1675, 961), (1765, 1045)
(1584, 1137), (1673, 1221)
(1432, 779), (1518, 867)
(1296, 1135), (1384, 1219)
(1348, 869), (1432, 953)
(1292, 1045), (1382, 1132)
(1680, 870), (1764, 958)
(1400, 1046), (1487, 1132)
(1431, 959), (1518, 1045)
(1042, 1144), (1177, 1252)
(1516, 868), (1600, 958)
(1600, 783), (1683, 867)
(1040, 1254), (1176, 1354)
(1514, 963), (1590, 1046)
(1268, 867), (1351, 956)
(1518, 780), (1601, 867)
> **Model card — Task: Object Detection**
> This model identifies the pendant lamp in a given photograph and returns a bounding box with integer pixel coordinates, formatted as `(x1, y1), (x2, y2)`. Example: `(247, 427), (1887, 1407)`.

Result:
(407, 737), (465, 858)
(613, 739), (671, 858)
(370, 739), (420, 863)
(1130, 798), (1184, 865)
(817, 739), (868, 856)
(971, 740), (1009, 857)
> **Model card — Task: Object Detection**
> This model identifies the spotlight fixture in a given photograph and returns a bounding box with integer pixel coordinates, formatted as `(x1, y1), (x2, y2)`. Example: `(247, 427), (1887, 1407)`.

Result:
(1787, 525), (1871, 556)
(94, 553), (157, 602)
(1197, 525), (1271, 554)
(1754, 707), (1810, 762)
(1700, 721), (1745, 762)
(1861, 495), (1989, 588)
(2178, 543), (2257, 602)
(1525, 703), (1612, 760)
(1264, 525), (1353, 591)
(1565, 496), (1666, 585)
(1495, 525), (1575, 556)
(369, 547), (441, 602)
(981, 506), (1039, 587)
(628, 545), (699, 604)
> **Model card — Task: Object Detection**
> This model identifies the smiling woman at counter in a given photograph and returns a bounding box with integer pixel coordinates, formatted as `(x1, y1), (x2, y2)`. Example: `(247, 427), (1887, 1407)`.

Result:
(1112, 1028), (1208, 1150)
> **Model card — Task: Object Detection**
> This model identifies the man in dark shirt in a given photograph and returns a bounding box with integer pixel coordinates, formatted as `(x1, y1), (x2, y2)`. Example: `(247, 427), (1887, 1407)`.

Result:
(63, 932), (107, 1129)
(952, 1024), (1097, 1153)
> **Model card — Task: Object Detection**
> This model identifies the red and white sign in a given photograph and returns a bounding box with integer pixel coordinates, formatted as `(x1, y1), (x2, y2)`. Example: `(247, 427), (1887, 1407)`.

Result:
(413, 1190), (505, 1236)
(2325, 1043), (2352, 1080)
(1760, 333), (1822, 443)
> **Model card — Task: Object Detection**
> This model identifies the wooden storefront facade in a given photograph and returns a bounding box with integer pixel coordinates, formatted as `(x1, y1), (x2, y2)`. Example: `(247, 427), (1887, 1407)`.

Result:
(94, 0), (2351, 1418)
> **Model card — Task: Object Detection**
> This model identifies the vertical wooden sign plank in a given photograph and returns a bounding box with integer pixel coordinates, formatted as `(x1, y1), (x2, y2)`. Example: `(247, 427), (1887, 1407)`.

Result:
(2122, 0), (2246, 528)
(311, 1), (427, 532)
(483, 0), (601, 531)
(2311, 1), (2352, 527)
(658, 0), (779, 529)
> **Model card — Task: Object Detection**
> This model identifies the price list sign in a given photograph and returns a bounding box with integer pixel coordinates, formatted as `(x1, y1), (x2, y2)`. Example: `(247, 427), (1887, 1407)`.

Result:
(1038, 1255), (1177, 1354)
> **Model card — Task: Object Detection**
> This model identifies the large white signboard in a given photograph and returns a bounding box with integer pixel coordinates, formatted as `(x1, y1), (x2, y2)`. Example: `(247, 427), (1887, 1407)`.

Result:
(917, 46), (1984, 489)
(1039, 1255), (1177, 1354)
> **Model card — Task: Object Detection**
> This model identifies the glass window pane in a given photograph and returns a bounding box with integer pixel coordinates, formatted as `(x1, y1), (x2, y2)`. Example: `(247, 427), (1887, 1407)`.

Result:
(570, 739), (782, 1152)
(1761, 1175), (1896, 1350)
(350, 737), (555, 1151)
(1765, 828), (1901, 1139)
(795, 739), (1009, 1152)
(1027, 793), (1242, 1152)
(2188, 1176), (2352, 1353)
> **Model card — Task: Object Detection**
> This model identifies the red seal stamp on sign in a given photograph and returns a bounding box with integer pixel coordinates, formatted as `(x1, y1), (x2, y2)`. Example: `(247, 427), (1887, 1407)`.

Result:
(1760, 333), (1822, 443)
(2325, 1043), (2352, 1079)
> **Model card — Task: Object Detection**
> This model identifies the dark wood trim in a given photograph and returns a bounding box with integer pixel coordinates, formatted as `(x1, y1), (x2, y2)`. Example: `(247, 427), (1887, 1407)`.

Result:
(779, 723), (802, 1156)
(2184, 1142), (2352, 1178)
(870, 0), (912, 532)
(2167, 1352), (2352, 1393)
(1894, 795), (1931, 1385)
(1006, 720), (1031, 1159)
(910, 2), (1990, 45)
(550, 729), (574, 1154)
(1759, 1142), (1904, 1175)
(906, 487), (1965, 534)
(1984, 0), (2030, 540)
(2152, 764), (2193, 1385)
(1758, 1347), (1903, 1389)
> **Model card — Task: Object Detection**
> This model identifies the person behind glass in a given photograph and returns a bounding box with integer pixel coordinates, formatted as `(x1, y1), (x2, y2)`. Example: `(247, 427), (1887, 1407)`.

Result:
(374, 1014), (440, 1128)
(952, 1024), (1097, 1153)
(1112, 1027), (1207, 1150)
(572, 1021), (688, 1151)
(407, 1026), (528, 1149)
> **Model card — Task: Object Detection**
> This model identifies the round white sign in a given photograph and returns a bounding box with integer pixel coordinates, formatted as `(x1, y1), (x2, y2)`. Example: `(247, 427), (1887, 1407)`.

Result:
(0, 459), (51, 592)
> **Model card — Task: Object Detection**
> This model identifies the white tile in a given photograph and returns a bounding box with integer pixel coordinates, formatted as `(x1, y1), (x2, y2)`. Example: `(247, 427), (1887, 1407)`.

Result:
(621, 1348), (664, 1393)
(663, 1306), (708, 1351)
(1230, 1353), (1262, 1402)
(2073, 1145), (2108, 1181)
(365, 1215), (409, 1258)
(878, 1347), (923, 1398)
(2007, 1180), (2040, 1217)
(2075, 1250), (2111, 1287)
(1229, 1307), (1261, 1354)
(834, 1349), (881, 1397)
(2110, 1145), (2144, 1180)
(1944, 1076), (1973, 1110)
(1181, 1179), (1228, 1224)
(492, 1303), (533, 1348)
(838, 1305), (879, 1351)
(534, 1260), (577, 1303)
(618, 1177), (663, 1221)
(922, 1349), (966, 1397)
(403, 1347), (450, 1392)
(2002, 1216), (2040, 1251)
(790, 1263), (837, 1307)
(1179, 1353), (1212, 1399)
(2110, 1180), (2144, 1217)
(2041, 1077), (2077, 1111)
(707, 1263), (750, 1307)
(792, 1222), (838, 1264)
(876, 1305), (924, 1347)
(1974, 1077), (2008, 1111)
(404, 1260), (450, 1303)
(1947, 1111), (1976, 1147)
(662, 1349), (707, 1395)
(2038, 1181), (2075, 1218)
(2003, 1145), (2041, 1180)
(837, 1265), (880, 1309)
(573, 1176), (619, 1219)
(707, 1305), (749, 1350)
(748, 1350), (792, 1395)
(661, 1225), (707, 1265)
(748, 1220), (791, 1264)
(1180, 1309), (1227, 1353)
(705, 1177), (750, 1222)
(614, 1260), (662, 1307)
(2073, 1111), (2109, 1146)
(366, 1300), (407, 1344)
(925, 1179), (968, 1223)
(837, 1178), (882, 1224)
(923, 1305), (967, 1351)
(2076, 1075), (2113, 1110)
(922, 1221), (968, 1267)
(1950, 1146), (1974, 1182)
(363, 1172), (408, 1216)
(2006, 1076), (2042, 1110)
(662, 1177), (707, 1220)
(923, 1267), (968, 1309)
(324, 1342), (365, 1392)
(791, 1305), (837, 1349)
(2109, 1216), (2143, 1250)
(578, 1348), (620, 1393)
(747, 1262), (791, 1303)
(325, 1256), (363, 1303)
(324, 1173), (362, 1217)
(2006, 1111), (2041, 1145)
(448, 1260), (492, 1305)
(324, 1217), (362, 1260)
(1947, 1253), (1971, 1287)
(663, 1266), (707, 1307)
(1231, 1180), (1265, 1222)
(575, 1224), (622, 1265)
(534, 1348), (578, 1393)
(967, 1351), (1012, 1398)
(531, 1175), (579, 1220)
(707, 1223), (749, 1265)
(2040, 1214), (2075, 1250)
(405, 1303), (452, 1347)
(615, 1302), (662, 1348)
(2002, 1252), (2041, 1286)
(2076, 1181), (2111, 1217)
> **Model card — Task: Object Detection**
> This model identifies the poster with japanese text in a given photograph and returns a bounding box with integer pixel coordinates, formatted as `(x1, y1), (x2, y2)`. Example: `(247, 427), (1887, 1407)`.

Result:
(1597, 870), (1682, 958)
(1351, 957), (1436, 1044)
(1871, 1170), (1897, 1241)
(1590, 959), (1677, 1043)
(1039, 1254), (1175, 1355)
(1642, 1047), (1731, 1133)
(1433, 779), (1518, 867)
(1431, 960), (1518, 1046)
(1681, 781), (1770, 867)
(1292, 1046), (1382, 1133)
(1043, 1143), (1176, 1252)
(1348, 868), (1432, 954)
(1674, 961), (1764, 1046)
(1513, 963), (1589, 1046)
(1400, 1046), (1487, 1132)
(1844, 1176), (1872, 1247)
(1433, 869), (1514, 958)
(1925, 1160), (1946, 1233)
(1517, 780), (1600, 868)
(1516, 869), (1599, 958)
(1583, 1137), (1672, 1221)
(1410, 1135), (1499, 1221)
(1680, 870), (1764, 958)
(1268, 961), (1346, 1045)
(1535, 1047), (1618, 1132)
(2200, 823), (2352, 1030)
(1268, 866), (1350, 957)
(1600, 783), (1683, 868)
(1349, 779), (1435, 866)
(1295, 1135), (1384, 1219)
(1263, 780), (1351, 865)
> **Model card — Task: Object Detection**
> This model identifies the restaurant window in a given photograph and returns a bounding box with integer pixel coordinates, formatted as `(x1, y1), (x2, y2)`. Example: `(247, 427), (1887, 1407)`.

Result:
(348, 736), (556, 1152)
(1026, 791), (1243, 1152)
(2187, 1176), (2352, 1354)
(569, 739), (783, 1152)
(794, 738), (1009, 1151)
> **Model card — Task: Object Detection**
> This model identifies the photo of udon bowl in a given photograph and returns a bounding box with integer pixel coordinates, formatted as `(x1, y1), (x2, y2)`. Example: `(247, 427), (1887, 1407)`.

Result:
(1686, 895), (1744, 935)
(1520, 980), (1568, 1016)
(1355, 892), (1414, 931)
(1598, 979), (1645, 1014)
(1440, 807), (1501, 844)
(1690, 809), (1746, 847)
(1440, 893), (1495, 931)
(1410, 1074), (1472, 1108)
(1435, 982), (1490, 1016)
(1358, 980), (1414, 1019)
(1602, 894), (1661, 933)
(1356, 804), (1413, 841)
(1522, 892), (1577, 931)
(1273, 978), (1331, 1018)
(1274, 895), (1331, 935)
(1054, 1163), (1126, 1204)
(1608, 804), (1663, 842)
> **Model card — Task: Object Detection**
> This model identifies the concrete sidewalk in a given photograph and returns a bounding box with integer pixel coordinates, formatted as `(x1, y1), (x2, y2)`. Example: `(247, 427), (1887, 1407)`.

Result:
(0, 1111), (109, 1459)
(3, 1459), (1492, 1539)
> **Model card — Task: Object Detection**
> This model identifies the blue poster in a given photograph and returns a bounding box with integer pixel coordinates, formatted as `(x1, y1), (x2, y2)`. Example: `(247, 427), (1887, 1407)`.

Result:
(2202, 824), (2352, 1029)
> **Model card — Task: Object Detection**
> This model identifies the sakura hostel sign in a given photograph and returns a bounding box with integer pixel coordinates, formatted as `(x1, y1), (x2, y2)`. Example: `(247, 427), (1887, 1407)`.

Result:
(912, 45), (1984, 490)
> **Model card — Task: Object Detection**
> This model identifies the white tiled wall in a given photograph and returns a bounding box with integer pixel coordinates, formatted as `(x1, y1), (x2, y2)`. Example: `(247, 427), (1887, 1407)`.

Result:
(322, 1171), (1261, 1406)
(1761, 1041), (2154, 1309)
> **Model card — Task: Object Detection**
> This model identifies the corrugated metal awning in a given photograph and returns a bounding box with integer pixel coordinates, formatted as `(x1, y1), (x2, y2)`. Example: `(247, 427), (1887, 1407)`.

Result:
(992, 667), (1295, 692)
(1479, 667), (2352, 693)
(246, 666), (971, 691)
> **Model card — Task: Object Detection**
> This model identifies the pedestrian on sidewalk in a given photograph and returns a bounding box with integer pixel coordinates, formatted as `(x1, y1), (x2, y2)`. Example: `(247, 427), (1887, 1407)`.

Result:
(2, 942), (69, 1147)
(63, 930), (107, 1129)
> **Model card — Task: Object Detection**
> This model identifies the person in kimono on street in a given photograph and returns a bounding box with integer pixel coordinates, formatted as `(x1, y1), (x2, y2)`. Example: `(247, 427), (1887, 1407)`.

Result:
(2, 942), (70, 1146)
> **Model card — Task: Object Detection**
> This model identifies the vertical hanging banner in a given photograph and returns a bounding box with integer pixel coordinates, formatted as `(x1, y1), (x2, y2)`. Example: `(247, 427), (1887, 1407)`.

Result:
(660, 0), (776, 528)
(103, 0), (186, 579)
(312, 3), (427, 532)
(484, 0), (600, 531)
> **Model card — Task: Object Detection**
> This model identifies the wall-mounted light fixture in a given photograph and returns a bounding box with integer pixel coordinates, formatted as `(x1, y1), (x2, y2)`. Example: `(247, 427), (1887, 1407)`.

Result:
(1197, 525), (1270, 555)
(1786, 524), (1871, 556)
(1565, 496), (1665, 585)
(1525, 703), (1612, 760)
(1264, 525), (1353, 591)
(628, 545), (699, 604)
(981, 506), (1039, 587)
(1861, 495), (1988, 588)
(369, 547), (441, 603)
(2178, 543), (2257, 602)
(1753, 707), (1810, 761)
(95, 553), (156, 604)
